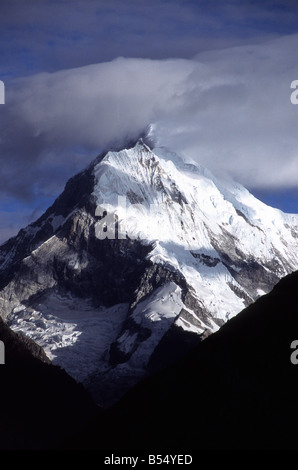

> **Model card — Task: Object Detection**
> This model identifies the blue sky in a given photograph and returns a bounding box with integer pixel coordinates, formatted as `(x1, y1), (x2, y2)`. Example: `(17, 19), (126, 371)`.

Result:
(1, 0), (298, 243)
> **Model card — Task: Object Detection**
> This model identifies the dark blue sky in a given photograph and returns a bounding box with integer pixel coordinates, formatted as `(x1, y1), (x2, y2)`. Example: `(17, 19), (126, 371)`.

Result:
(1, 0), (297, 78)
(1, 0), (298, 243)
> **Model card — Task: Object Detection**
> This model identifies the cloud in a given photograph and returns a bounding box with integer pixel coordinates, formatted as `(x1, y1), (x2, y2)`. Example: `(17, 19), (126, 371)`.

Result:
(0, 56), (196, 202)
(2, 33), (298, 202)
(149, 35), (298, 189)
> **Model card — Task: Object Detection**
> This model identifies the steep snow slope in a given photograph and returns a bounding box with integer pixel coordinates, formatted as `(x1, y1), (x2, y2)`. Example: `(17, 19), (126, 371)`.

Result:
(93, 139), (298, 318)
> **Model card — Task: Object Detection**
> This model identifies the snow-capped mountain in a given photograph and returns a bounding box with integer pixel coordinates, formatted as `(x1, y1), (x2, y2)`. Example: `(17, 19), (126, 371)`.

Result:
(0, 138), (298, 406)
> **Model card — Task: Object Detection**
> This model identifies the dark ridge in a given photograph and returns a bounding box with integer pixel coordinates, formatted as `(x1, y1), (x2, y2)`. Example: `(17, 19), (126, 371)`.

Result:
(63, 270), (298, 450)
(0, 315), (98, 449)
(147, 323), (203, 374)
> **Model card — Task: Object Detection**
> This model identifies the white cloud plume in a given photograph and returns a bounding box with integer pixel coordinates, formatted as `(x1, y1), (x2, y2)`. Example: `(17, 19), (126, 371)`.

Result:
(2, 32), (298, 206)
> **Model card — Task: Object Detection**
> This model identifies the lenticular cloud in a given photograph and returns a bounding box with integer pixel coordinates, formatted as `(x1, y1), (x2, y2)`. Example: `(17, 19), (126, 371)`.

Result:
(1, 33), (298, 201)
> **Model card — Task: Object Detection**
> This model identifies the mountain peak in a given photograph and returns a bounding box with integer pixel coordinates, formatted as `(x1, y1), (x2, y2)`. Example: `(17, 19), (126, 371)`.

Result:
(1, 139), (298, 407)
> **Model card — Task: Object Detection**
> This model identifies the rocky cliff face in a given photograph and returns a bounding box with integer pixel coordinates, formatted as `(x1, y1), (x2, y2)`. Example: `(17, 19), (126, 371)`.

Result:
(0, 138), (298, 406)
